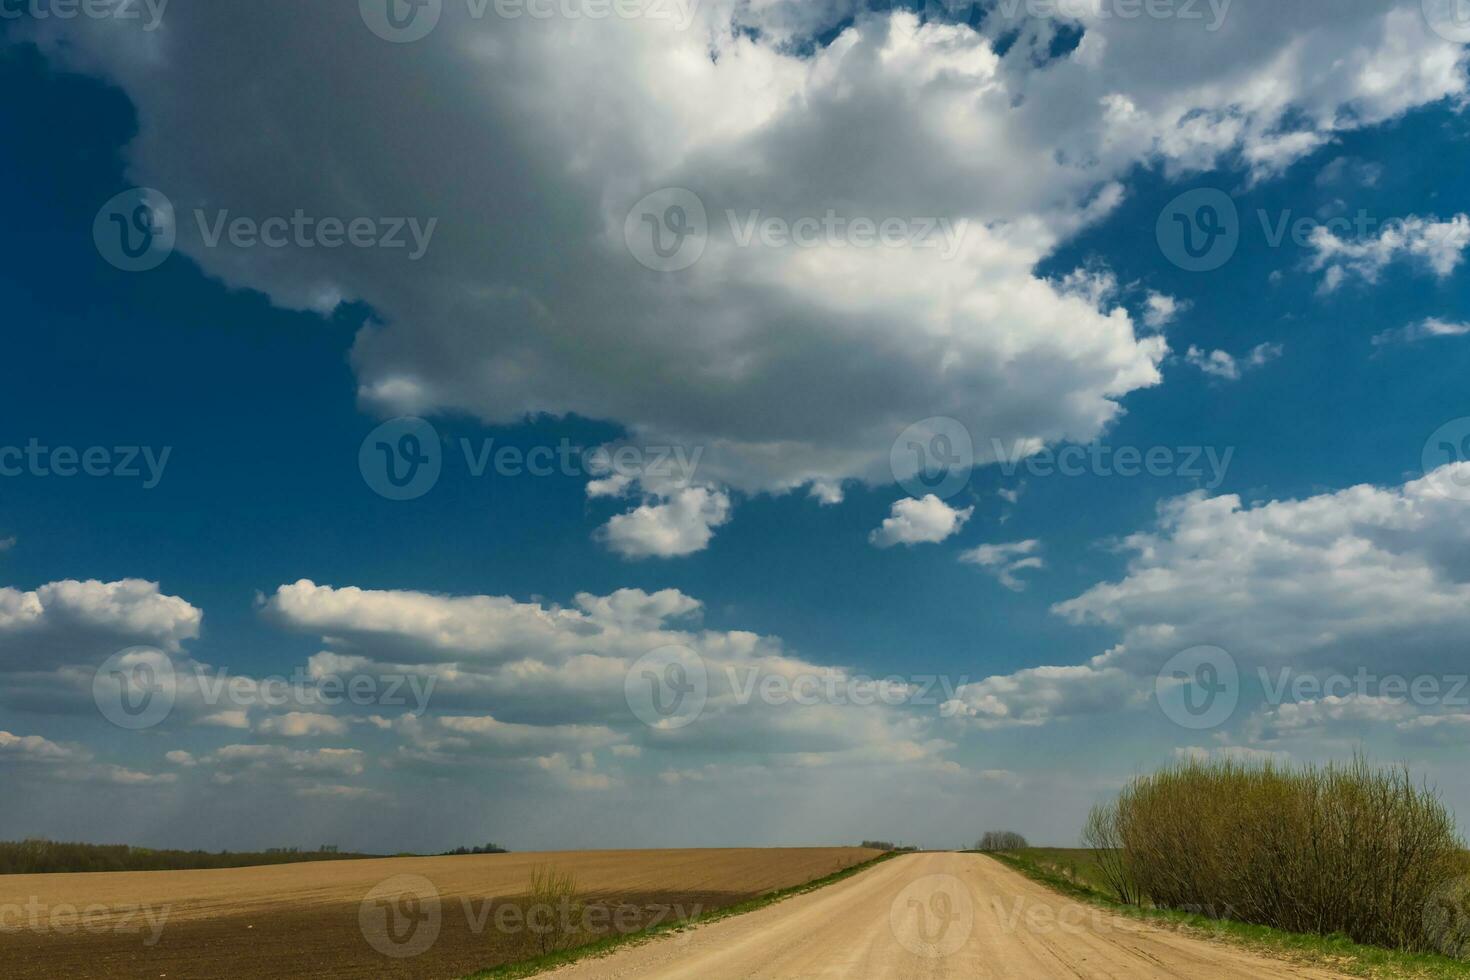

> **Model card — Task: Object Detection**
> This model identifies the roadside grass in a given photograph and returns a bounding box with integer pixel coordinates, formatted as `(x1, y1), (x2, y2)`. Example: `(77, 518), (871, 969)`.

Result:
(461, 850), (902, 979)
(986, 849), (1470, 980)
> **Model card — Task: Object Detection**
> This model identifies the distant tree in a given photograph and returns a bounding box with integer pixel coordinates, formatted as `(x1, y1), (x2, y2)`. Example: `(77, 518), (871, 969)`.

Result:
(976, 831), (1029, 852)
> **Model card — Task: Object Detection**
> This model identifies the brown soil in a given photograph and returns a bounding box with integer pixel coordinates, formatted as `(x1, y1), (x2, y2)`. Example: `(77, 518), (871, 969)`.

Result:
(0, 847), (881, 979)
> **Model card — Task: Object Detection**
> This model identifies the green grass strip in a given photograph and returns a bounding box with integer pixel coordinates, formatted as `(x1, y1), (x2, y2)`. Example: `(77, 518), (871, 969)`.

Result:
(984, 850), (1470, 980)
(461, 850), (902, 979)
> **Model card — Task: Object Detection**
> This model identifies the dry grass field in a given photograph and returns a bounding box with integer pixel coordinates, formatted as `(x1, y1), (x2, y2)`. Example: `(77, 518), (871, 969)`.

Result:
(0, 847), (882, 979)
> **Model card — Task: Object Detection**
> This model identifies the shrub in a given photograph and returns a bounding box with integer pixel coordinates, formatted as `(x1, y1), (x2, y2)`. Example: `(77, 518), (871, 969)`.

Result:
(1106, 755), (1470, 954)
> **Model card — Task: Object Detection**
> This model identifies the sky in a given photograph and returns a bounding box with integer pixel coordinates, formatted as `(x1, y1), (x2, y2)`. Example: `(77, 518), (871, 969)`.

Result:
(2, 0), (1470, 853)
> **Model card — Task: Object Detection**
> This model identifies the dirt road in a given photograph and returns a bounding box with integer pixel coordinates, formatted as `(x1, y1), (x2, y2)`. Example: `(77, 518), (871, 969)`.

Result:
(543, 851), (1346, 979)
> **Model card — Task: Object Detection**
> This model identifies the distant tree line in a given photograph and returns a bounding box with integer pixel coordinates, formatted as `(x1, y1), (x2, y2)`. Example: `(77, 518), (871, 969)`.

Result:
(443, 842), (509, 855)
(0, 839), (374, 874)
(860, 840), (919, 852)
(975, 831), (1029, 852)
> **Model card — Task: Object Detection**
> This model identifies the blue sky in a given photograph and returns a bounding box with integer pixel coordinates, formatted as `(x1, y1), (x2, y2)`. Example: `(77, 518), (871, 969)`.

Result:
(3, 1), (1470, 852)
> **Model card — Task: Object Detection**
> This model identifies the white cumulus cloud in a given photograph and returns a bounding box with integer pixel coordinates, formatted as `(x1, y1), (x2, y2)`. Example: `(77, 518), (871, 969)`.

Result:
(870, 495), (974, 548)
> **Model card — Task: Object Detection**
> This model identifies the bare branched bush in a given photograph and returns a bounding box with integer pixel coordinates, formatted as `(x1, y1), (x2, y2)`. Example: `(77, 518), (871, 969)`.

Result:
(524, 864), (584, 957)
(976, 831), (1030, 852)
(1424, 875), (1470, 960)
(1107, 755), (1470, 954)
(1082, 800), (1140, 906)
